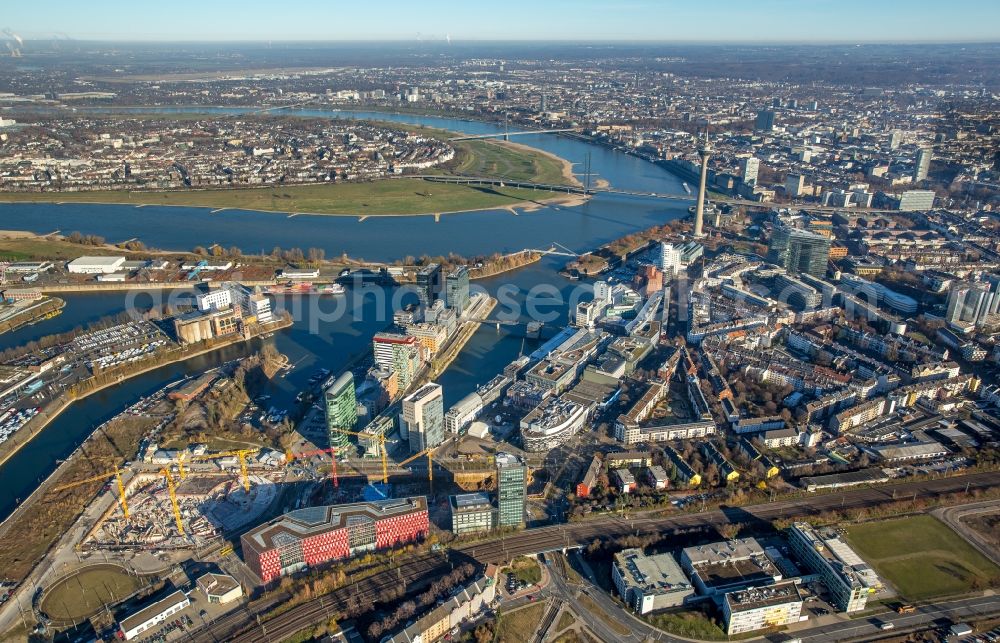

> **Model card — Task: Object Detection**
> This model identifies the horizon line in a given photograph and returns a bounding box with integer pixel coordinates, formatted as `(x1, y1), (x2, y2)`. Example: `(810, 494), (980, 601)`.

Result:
(7, 37), (1000, 46)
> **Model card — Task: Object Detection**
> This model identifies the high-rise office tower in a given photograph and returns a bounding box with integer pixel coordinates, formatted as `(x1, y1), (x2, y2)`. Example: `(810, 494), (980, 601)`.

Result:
(496, 453), (527, 528)
(888, 130), (902, 150)
(325, 372), (358, 449)
(660, 242), (682, 279)
(755, 110), (776, 132)
(445, 266), (470, 313)
(739, 157), (760, 185)
(401, 383), (445, 453)
(914, 147), (931, 182)
(693, 132), (713, 238)
(946, 282), (993, 327)
(415, 263), (442, 311)
(767, 226), (832, 277)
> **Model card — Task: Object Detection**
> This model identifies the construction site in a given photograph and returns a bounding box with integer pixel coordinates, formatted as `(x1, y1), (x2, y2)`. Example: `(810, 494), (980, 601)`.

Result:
(81, 470), (280, 550)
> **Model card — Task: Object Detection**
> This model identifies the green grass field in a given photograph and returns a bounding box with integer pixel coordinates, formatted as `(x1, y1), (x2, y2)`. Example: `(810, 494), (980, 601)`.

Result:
(41, 564), (147, 622)
(0, 180), (560, 216)
(451, 139), (570, 185)
(497, 603), (547, 642)
(0, 236), (124, 261)
(846, 515), (1000, 601)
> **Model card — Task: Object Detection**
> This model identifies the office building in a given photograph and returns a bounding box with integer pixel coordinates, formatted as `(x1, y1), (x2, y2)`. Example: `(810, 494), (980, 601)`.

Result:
(739, 156), (760, 185)
(888, 130), (902, 150)
(680, 538), (781, 596)
(660, 242), (682, 279)
(914, 147), (931, 182)
(784, 173), (805, 198)
(445, 266), (471, 313)
(594, 280), (612, 303)
(373, 333), (422, 390)
(416, 263), (442, 310)
(496, 453), (527, 528)
(241, 498), (429, 583)
(768, 226), (831, 277)
(787, 522), (879, 612)
(196, 573), (243, 605)
(722, 582), (804, 635)
(444, 392), (483, 434)
(401, 383), (445, 452)
(755, 110), (776, 132)
(325, 372), (358, 449)
(450, 492), (495, 535)
(612, 549), (694, 614)
(897, 189), (935, 212)
(946, 282), (994, 327)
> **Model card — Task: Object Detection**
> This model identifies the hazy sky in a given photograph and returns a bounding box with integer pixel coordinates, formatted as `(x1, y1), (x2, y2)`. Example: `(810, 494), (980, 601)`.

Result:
(5, 0), (999, 43)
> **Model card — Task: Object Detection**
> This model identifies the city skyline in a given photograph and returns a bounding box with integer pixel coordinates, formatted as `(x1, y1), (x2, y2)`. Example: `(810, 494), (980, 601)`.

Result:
(3, 0), (999, 43)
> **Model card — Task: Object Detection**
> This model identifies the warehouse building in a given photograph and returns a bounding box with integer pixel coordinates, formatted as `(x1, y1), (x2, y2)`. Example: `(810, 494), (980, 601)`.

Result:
(612, 548), (694, 614)
(67, 255), (127, 274)
(118, 590), (190, 641)
(241, 497), (428, 583)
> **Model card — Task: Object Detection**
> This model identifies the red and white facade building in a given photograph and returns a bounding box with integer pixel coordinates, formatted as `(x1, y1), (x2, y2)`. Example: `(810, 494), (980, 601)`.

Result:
(241, 497), (429, 583)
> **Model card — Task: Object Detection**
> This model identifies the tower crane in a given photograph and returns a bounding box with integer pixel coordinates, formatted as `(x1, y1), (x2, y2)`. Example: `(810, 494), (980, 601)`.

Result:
(326, 427), (390, 484)
(176, 448), (260, 492)
(53, 465), (130, 520)
(161, 467), (184, 536)
(285, 447), (341, 487)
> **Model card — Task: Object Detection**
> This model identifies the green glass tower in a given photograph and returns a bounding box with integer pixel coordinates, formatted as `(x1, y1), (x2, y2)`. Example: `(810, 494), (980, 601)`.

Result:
(325, 372), (358, 449)
(496, 453), (527, 528)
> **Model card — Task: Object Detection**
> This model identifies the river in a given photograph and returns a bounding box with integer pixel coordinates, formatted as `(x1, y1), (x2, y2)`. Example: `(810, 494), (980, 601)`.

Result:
(0, 109), (687, 521)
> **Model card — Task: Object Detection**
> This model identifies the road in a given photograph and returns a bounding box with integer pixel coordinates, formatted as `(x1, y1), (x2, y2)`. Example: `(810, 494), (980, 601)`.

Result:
(183, 470), (1000, 642)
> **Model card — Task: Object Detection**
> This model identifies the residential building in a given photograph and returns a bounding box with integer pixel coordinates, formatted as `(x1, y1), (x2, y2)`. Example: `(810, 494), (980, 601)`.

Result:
(785, 173), (805, 198)
(241, 498), (429, 583)
(325, 372), (358, 449)
(613, 549), (694, 614)
(496, 453), (527, 528)
(401, 383), (445, 452)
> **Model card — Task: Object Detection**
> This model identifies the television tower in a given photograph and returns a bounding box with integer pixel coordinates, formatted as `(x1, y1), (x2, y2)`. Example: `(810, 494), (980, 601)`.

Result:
(693, 128), (713, 238)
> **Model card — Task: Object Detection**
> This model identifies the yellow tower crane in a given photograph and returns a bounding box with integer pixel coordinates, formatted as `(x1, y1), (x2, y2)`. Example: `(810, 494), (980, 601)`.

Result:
(161, 467), (184, 536)
(325, 428), (390, 484)
(176, 448), (260, 492)
(53, 465), (130, 520)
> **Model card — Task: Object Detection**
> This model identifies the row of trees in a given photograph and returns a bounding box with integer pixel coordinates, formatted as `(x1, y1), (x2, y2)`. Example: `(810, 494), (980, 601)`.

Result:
(365, 562), (477, 640)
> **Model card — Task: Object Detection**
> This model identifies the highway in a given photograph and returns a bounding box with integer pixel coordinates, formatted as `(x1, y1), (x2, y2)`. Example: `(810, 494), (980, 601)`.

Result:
(186, 470), (1000, 642)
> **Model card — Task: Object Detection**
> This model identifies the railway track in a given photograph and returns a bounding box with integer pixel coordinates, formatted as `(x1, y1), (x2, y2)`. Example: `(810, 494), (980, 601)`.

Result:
(191, 470), (1000, 642)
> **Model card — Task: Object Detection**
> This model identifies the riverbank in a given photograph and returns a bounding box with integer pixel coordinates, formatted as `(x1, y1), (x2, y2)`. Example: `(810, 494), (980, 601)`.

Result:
(469, 250), (543, 281)
(0, 297), (65, 335)
(0, 315), (292, 470)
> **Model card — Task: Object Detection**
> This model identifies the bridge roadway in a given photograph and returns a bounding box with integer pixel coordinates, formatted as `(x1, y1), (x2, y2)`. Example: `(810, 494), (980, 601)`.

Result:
(413, 174), (902, 214)
(448, 128), (580, 141)
(188, 470), (1000, 643)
